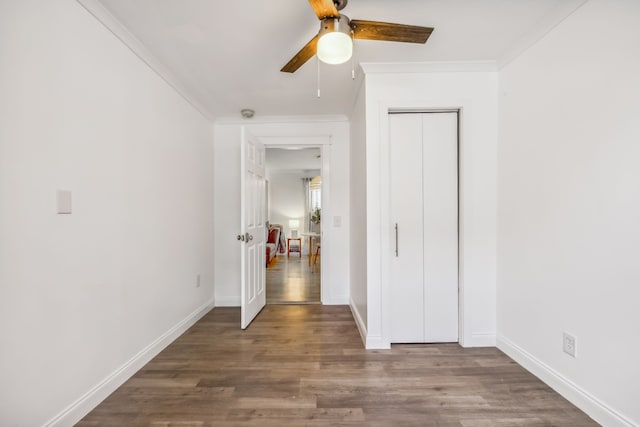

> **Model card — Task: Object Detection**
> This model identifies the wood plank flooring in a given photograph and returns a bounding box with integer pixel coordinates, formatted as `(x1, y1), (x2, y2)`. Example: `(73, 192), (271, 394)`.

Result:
(78, 305), (597, 426)
(266, 254), (320, 304)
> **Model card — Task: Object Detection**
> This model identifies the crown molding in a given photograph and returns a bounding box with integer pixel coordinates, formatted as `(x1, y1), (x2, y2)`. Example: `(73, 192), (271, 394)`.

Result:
(76, 0), (215, 122)
(214, 114), (349, 126)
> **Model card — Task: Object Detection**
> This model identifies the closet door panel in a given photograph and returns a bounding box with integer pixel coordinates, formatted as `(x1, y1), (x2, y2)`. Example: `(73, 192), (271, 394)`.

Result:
(422, 113), (459, 342)
(389, 114), (424, 342)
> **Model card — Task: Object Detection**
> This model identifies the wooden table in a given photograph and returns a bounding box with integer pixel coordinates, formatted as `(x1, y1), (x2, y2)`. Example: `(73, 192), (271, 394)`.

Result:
(300, 232), (321, 266)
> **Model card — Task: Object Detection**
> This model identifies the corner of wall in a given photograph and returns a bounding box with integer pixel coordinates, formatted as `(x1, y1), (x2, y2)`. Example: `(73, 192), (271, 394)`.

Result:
(350, 297), (389, 349)
(214, 296), (241, 307)
(349, 297), (367, 346)
(496, 0), (588, 69)
(75, 0), (214, 121)
(467, 333), (497, 347)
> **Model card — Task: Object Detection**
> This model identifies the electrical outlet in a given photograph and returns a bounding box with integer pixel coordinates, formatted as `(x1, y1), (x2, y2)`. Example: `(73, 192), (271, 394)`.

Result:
(563, 332), (577, 358)
(196, 274), (201, 288)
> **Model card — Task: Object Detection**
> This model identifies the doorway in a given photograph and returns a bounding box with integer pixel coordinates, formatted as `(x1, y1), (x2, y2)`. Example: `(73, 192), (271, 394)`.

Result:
(389, 112), (459, 343)
(264, 147), (322, 304)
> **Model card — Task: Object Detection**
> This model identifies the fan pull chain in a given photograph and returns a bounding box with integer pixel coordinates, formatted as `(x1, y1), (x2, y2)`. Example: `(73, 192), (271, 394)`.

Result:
(351, 30), (356, 80)
(317, 55), (321, 98)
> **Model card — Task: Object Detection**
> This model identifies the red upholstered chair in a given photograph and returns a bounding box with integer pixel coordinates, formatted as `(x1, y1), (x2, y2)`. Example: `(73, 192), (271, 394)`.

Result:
(265, 226), (280, 266)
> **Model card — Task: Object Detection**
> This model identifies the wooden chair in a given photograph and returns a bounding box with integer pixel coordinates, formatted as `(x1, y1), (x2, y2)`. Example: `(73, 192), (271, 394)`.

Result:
(312, 243), (321, 271)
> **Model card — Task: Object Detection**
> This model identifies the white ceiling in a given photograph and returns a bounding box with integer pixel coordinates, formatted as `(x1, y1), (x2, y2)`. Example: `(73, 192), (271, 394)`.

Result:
(91, 0), (585, 120)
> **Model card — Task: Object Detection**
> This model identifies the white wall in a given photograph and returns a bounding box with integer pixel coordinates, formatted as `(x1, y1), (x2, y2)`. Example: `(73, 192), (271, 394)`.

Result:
(0, 2), (215, 425)
(349, 78), (368, 336)
(497, 1), (640, 425)
(213, 118), (350, 306)
(360, 65), (499, 349)
(268, 171), (306, 239)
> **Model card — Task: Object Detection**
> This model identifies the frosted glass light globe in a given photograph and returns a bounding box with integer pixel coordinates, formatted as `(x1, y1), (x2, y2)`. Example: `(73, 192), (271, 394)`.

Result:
(317, 31), (353, 65)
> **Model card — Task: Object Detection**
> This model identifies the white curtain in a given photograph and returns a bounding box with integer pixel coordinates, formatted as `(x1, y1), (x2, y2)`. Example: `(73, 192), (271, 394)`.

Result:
(302, 177), (312, 232)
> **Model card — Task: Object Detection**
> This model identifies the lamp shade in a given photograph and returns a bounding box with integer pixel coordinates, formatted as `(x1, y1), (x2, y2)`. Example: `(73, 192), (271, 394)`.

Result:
(289, 219), (300, 229)
(317, 15), (353, 65)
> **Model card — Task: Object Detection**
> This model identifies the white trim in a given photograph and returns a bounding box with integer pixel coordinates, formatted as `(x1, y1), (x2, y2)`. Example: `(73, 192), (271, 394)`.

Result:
(258, 136), (332, 146)
(349, 298), (391, 349)
(75, 0), (214, 121)
(44, 299), (215, 427)
(469, 332), (496, 347)
(366, 335), (390, 350)
(361, 61), (498, 74)
(215, 115), (349, 126)
(319, 143), (331, 304)
(379, 107), (466, 348)
(497, 335), (636, 427)
(349, 297), (367, 346)
(215, 296), (241, 307)
(497, 0), (588, 69)
(260, 135), (333, 306)
(323, 297), (349, 305)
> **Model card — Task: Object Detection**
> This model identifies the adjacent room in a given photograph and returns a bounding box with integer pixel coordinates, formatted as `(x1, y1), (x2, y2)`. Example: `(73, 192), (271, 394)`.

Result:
(264, 147), (322, 304)
(1, 1), (638, 426)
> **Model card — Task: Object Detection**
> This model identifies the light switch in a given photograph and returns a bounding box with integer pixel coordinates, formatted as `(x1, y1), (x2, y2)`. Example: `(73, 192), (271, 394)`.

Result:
(333, 215), (342, 227)
(57, 190), (72, 214)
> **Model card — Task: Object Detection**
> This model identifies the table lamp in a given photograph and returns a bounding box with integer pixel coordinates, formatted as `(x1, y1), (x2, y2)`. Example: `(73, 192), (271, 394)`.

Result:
(289, 219), (300, 238)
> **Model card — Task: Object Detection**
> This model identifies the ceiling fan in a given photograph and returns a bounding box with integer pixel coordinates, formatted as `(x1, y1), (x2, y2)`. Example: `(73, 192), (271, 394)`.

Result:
(281, 0), (434, 73)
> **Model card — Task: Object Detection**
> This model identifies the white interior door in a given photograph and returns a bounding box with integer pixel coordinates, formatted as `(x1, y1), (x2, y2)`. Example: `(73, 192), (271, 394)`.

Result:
(389, 112), (458, 343)
(422, 113), (458, 342)
(389, 114), (425, 342)
(240, 130), (266, 329)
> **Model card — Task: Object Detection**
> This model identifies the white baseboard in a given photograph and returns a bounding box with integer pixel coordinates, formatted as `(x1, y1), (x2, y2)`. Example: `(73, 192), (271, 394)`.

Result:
(44, 299), (215, 427)
(365, 334), (391, 349)
(323, 296), (350, 305)
(497, 335), (636, 427)
(349, 298), (367, 347)
(469, 332), (496, 347)
(348, 298), (391, 349)
(215, 295), (240, 307)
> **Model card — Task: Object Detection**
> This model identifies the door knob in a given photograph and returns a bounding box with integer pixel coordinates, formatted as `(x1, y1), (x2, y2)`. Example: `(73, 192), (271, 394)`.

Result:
(237, 234), (245, 241)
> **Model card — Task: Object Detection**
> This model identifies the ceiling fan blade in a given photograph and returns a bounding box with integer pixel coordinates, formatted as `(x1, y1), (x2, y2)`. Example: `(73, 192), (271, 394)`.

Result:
(351, 20), (434, 44)
(281, 35), (319, 73)
(308, 0), (340, 19)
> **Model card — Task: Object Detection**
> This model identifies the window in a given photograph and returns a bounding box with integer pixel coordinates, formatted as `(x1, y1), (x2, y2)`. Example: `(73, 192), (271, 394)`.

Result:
(310, 175), (322, 211)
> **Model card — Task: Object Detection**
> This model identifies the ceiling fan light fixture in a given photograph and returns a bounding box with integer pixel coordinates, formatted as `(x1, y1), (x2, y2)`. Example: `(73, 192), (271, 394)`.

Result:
(280, 2), (433, 74)
(317, 15), (353, 65)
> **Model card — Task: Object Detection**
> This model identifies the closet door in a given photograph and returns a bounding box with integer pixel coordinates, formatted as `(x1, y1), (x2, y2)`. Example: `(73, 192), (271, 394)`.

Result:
(422, 113), (458, 342)
(389, 114), (425, 342)
(389, 112), (458, 343)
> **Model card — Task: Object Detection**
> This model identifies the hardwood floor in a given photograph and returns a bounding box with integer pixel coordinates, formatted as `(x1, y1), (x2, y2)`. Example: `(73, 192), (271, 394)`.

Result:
(78, 305), (597, 426)
(266, 253), (320, 304)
